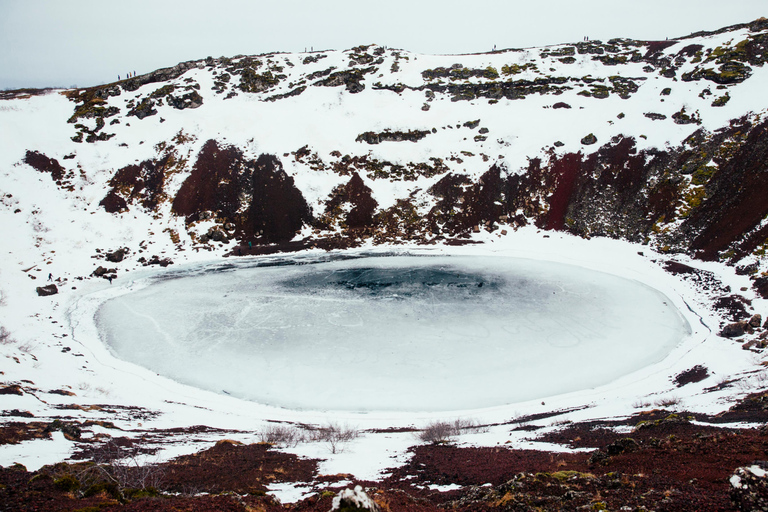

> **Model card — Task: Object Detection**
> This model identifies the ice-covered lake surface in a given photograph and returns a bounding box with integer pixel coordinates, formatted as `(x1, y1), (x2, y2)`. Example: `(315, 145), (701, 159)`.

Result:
(96, 255), (691, 412)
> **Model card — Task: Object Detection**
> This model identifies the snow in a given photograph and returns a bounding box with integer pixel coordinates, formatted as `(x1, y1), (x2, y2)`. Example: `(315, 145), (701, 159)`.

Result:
(0, 432), (73, 472)
(2, 27), (768, 481)
(268, 481), (315, 504)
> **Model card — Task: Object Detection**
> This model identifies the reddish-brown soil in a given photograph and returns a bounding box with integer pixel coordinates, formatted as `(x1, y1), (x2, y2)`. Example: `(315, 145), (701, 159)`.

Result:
(161, 440), (318, 494)
(4, 396), (768, 511)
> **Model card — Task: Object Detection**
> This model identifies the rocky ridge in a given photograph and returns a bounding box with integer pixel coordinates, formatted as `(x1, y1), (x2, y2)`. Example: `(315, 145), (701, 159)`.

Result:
(4, 17), (768, 512)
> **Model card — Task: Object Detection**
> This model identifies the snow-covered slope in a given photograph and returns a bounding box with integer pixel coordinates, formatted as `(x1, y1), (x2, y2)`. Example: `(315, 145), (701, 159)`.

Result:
(2, 18), (768, 484)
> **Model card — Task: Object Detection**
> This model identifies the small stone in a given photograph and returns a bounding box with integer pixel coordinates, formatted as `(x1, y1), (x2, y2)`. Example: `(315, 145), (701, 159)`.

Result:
(749, 314), (762, 328)
(581, 133), (597, 145)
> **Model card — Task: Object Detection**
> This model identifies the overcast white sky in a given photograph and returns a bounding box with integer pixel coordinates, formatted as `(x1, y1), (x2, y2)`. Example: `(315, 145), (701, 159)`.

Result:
(0, 0), (765, 89)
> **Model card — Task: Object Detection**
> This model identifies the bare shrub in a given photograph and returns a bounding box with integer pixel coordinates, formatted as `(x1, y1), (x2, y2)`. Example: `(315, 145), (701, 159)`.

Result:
(418, 421), (456, 444)
(654, 396), (681, 408)
(419, 418), (488, 444)
(0, 326), (14, 345)
(306, 423), (358, 454)
(452, 418), (489, 434)
(17, 342), (36, 354)
(88, 440), (163, 491)
(632, 399), (652, 409)
(259, 424), (302, 447)
(510, 411), (529, 429)
(51, 440), (163, 500)
(736, 370), (768, 391)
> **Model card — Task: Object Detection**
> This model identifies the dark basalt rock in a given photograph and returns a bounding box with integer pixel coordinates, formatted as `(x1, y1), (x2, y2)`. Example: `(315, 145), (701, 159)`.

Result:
(238, 69), (281, 93)
(105, 248), (129, 263)
(138, 255), (173, 267)
(166, 90), (203, 109)
(91, 266), (117, 278)
(672, 108), (701, 125)
(754, 277), (768, 299)
(713, 295), (752, 322)
(356, 129), (430, 144)
(674, 365), (709, 387)
(24, 151), (64, 181)
(127, 98), (157, 119)
(315, 67), (374, 93)
(580, 133), (597, 145)
(721, 321), (750, 338)
(35, 285), (58, 296)
(0, 384), (24, 395)
(119, 60), (201, 93)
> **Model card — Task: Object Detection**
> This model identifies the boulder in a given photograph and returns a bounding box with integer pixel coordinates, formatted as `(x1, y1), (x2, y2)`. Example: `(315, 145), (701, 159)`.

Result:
(92, 266), (117, 278)
(105, 247), (128, 262)
(166, 91), (203, 110)
(721, 321), (750, 338)
(36, 284), (58, 296)
(749, 314), (763, 328)
(731, 462), (768, 511)
(580, 133), (597, 145)
(127, 98), (157, 119)
(331, 486), (380, 512)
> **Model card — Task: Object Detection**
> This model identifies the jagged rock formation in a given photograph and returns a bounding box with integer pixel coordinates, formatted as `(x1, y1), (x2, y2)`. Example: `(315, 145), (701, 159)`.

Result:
(171, 140), (312, 244)
(7, 17), (768, 294)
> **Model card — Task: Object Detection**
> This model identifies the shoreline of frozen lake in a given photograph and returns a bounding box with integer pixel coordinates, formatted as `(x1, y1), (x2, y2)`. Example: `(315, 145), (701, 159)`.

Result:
(90, 253), (691, 412)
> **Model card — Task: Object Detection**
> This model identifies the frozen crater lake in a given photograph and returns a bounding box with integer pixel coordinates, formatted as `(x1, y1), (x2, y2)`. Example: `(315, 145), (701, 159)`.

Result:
(96, 255), (691, 412)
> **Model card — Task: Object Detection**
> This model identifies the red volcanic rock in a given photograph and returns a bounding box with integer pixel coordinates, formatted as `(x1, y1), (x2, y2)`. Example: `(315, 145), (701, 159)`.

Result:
(24, 150), (64, 181)
(172, 140), (312, 244)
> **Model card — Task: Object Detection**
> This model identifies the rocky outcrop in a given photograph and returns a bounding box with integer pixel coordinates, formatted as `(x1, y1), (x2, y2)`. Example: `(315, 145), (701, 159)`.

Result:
(165, 90), (203, 110)
(127, 98), (157, 119)
(24, 151), (64, 182)
(105, 248), (129, 263)
(355, 129), (431, 144)
(677, 118), (768, 261)
(100, 156), (172, 213)
(118, 60), (201, 93)
(172, 140), (312, 243)
(315, 67), (375, 93)
(324, 172), (378, 230)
